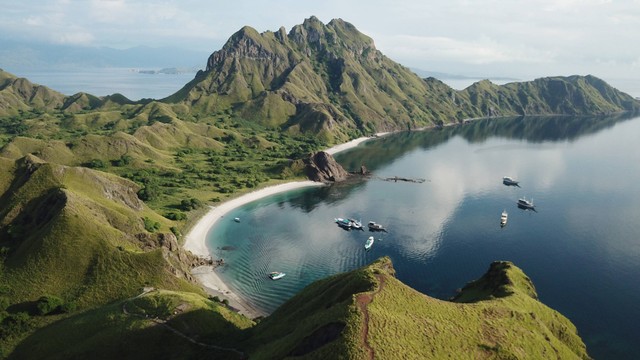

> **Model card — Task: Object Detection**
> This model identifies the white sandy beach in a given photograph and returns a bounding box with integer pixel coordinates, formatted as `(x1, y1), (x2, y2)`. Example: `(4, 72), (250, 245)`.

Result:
(183, 135), (380, 318)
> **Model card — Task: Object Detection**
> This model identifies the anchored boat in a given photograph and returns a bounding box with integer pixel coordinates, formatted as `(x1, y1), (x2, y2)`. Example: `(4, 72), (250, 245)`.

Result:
(268, 272), (286, 280)
(503, 176), (519, 186)
(364, 236), (375, 250)
(335, 218), (352, 229)
(349, 219), (363, 230)
(368, 221), (387, 232)
(517, 197), (535, 210)
(500, 210), (508, 227)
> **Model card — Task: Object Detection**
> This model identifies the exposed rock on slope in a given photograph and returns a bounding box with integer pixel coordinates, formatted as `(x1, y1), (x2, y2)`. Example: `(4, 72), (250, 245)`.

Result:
(303, 151), (349, 182)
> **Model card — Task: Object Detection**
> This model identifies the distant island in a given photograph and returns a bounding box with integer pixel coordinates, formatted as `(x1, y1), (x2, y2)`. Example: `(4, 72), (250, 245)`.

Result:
(136, 67), (201, 75)
(1, 15), (637, 358)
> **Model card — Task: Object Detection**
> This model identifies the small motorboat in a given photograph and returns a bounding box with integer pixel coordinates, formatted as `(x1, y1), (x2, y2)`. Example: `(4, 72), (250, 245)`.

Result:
(234, 217), (240, 223)
(503, 176), (520, 186)
(268, 272), (286, 280)
(500, 210), (508, 227)
(364, 236), (375, 250)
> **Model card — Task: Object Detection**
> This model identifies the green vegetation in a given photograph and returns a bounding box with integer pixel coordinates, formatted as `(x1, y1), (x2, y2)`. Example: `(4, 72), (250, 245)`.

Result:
(7, 258), (590, 359)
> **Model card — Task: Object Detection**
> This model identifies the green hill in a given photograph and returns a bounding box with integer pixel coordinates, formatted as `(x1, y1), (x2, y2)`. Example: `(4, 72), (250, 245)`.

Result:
(8, 258), (590, 359)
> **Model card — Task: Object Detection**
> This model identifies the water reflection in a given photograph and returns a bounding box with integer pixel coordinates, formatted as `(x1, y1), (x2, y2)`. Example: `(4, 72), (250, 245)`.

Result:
(335, 113), (636, 171)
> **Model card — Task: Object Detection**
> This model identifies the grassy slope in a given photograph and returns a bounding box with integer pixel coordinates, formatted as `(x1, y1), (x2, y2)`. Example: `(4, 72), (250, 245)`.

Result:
(9, 290), (253, 360)
(0, 156), (204, 354)
(368, 260), (588, 359)
(9, 258), (589, 359)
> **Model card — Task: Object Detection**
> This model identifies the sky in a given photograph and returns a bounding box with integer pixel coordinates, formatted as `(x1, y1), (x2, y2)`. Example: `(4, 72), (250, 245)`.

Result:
(1, 0), (639, 92)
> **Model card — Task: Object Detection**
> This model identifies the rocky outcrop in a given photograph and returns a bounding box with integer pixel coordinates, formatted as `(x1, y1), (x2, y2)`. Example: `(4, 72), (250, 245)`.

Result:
(303, 151), (349, 182)
(134, 232), (218, 282)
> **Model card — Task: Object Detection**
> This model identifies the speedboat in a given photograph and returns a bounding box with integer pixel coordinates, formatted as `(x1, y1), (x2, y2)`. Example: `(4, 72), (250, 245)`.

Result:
(234, 217), (240, 223)
(364, 236), (375, 250)
(517, 197), (535, 209)
(503, 176), (519, 186)
(335, 218), (352, 229)
(368, 221), (387, 232)
(500, 210), (508, 227)
(268, 272), (286, 280)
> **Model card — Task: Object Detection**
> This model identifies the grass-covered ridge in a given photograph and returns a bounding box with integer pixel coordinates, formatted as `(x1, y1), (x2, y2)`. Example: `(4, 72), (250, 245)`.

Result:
(8, 257), (590, 359)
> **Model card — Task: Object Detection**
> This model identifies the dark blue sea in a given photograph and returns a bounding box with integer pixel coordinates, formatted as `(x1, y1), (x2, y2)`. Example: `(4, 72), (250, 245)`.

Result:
(208, 114), (640, 359)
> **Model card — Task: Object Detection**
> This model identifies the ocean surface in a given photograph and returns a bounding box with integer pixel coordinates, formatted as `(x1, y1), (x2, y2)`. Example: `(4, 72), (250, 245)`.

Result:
(7, 68), (198, 101)
(207, 114), (640, 359)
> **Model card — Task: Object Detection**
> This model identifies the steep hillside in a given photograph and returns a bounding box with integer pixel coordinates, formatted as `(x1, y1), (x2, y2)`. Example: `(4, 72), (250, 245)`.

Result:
(0, 155), (208, 354)
(9, 258), (590, 359)
(165, 17), (639, 142)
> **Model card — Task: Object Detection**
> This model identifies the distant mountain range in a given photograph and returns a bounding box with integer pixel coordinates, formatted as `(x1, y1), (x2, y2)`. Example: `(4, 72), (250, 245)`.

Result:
(0, 39), (209, 70)
(410, 68), (518, 81)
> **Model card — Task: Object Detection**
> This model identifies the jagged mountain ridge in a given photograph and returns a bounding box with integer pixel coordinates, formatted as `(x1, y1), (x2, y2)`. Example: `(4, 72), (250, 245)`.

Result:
(166, 16), (639, 143)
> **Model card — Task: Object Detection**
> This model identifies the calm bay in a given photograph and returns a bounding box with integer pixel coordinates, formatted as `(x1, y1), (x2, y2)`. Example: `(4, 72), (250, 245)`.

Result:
(208, 114), (640, 359)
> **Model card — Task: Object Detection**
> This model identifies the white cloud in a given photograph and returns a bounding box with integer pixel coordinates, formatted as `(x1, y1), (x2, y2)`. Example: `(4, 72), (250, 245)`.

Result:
(53, 31), (95, 45)
(379, 35), (555, 65)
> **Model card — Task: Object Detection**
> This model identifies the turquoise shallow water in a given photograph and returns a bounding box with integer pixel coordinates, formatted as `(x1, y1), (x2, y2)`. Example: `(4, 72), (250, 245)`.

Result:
(207, 114), (640, 359)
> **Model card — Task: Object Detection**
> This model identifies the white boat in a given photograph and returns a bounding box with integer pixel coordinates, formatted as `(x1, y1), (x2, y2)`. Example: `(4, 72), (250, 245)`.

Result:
(268, 272), (286, 280)
(234, 217), (240, 223)
(335, 218), (352, 229)
(368, 221), (387, 232)
(517, 197), (535, 209)
(500, 210), (508, 226)
(364, 236), (374, 250)
(503, 176), (519, 186)
(349, 219), (363, 230)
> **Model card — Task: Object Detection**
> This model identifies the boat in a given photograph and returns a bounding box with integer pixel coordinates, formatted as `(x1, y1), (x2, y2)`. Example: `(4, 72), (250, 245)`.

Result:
(503, 176), (519, 186)
(517, 197), (535, 209)
(364, 236), (375, 250)
(368, 221), (387, 232)
(335, 218), (352, 229)
(349, 219), (363, 230)
(268, 271), (286, 280)
(234, 217), (240, 223)
(500, 210), (508, 227)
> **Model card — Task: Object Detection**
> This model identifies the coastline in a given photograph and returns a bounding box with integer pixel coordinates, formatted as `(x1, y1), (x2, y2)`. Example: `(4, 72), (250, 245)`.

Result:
(183, 135), (379, 319)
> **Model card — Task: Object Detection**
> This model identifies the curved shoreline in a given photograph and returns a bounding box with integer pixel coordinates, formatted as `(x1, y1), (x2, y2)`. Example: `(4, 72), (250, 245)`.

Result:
(182, 135), (380, 318)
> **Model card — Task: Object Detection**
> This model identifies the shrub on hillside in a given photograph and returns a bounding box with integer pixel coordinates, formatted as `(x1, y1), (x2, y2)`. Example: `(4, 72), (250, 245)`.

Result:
(179, 198), (202, 211)
(143, 217), (161, 233)
(36, 295), (64, 315)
